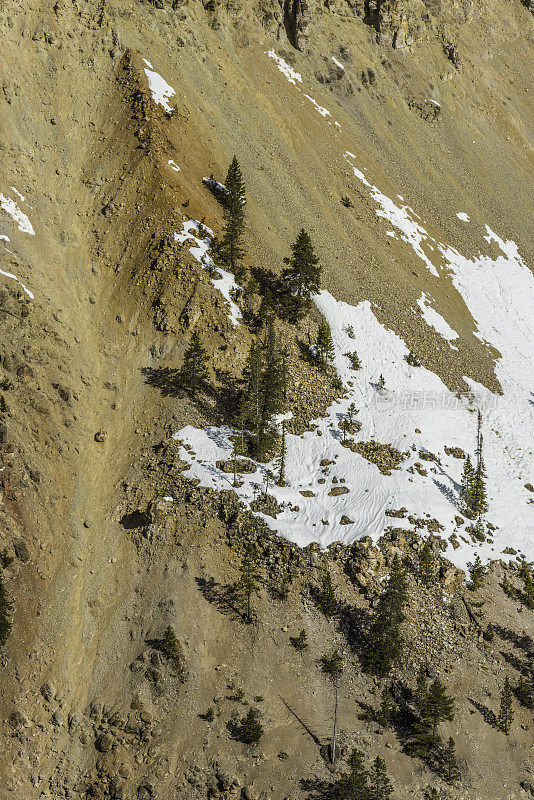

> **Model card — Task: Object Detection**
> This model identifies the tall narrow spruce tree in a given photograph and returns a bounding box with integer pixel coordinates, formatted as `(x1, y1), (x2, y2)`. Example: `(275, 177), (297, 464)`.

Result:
(237, 545), (261, 623)
(220, 155), (246, 279)
(366, 554), (409, 677)
(498, 675), (514, 735)
(315, 319), (335, 368)
(179, 329), (209, 395)
(368, 756), (393, 800)
(282, 228), (321, 319)
(320, 649), (344, 763)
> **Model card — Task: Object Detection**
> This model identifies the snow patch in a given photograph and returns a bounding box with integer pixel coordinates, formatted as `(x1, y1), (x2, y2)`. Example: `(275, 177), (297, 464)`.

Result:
(266, 50), (302, 85)
(0, 193), (35, 235)
(168, 160), (181, 172)
(143, 61), (176, 114)
(331, 56), (345, 70)
(456, 212), (470, 222)
(304, 94), (331, 118)
(174, 220), (242, 327)
(416, 292), (459, 343)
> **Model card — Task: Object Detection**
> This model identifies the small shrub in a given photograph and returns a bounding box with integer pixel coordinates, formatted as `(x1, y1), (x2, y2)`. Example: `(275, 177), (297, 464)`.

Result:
(406, 351), (421, 367)
(344, 324), (355, 339)
(199, 707), (215, 722)
(229, 707), (263, 744)
(290, 629), (308, 651)
(341, 196), (353, 208)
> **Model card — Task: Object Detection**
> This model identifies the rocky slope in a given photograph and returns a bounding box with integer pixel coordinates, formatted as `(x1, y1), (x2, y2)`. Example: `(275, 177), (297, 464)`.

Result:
(0, 0), (533, 798)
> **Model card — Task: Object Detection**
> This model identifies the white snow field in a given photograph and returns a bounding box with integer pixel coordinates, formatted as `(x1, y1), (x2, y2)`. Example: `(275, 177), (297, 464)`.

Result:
(416, 293), (459, 344)
(172, 178), (533, 571)
(143, 59), (176, 114)
(174, 220), (242, 327)
(172, 58), (533, 571)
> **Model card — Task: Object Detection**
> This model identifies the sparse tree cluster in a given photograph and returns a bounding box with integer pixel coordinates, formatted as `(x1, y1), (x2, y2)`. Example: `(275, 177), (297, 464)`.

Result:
(334, 750), (393, 800)
(238, 317), (287, 459)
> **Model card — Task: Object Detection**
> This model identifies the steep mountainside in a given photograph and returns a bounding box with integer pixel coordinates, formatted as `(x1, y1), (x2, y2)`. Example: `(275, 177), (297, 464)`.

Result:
(0, 0), (533, 798)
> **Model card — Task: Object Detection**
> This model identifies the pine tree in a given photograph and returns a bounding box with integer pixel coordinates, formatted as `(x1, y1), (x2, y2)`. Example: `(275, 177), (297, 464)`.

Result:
(237, 546), (261, 623)
(317, 571), (338, 616)
(238, 707), (263, 744)
(291, 628), (308, 651)
(234, 394), (248, 457)
(444, 737), (460, 783)
(320, 649), (343, 763)
(160, 625), (180, 659)
(419, 540), (435, 587)
(242, 324), (286, 460)
(522, 569), (534, 609)
(471, 452), (488, 517)
(498, 675), (514, 735)
(514, 676), (534, 709)
(368, 756), (393, 800)
(470, 555), (485, 590)
(378, 683), (394, 728)
(220, 156), (246, 279)
(416, 664), (429, 712)
(334, 749), (371, 800)
(178, 329), (209, 395)
(460, 455), (476, 517)
(276, 422), (287, 486)
(366, 555), (409, 677)
(471, 410), (488, 517)
(282, 228), (321, 318)
(315, 319), (335, 367)
(377, 374), (386, 391)
(423, 678), (454, 736)
(0, 573), (13, 648)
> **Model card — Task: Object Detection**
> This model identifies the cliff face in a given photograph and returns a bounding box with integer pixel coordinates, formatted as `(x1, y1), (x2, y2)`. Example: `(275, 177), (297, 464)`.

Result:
(0, 0), (533, 798)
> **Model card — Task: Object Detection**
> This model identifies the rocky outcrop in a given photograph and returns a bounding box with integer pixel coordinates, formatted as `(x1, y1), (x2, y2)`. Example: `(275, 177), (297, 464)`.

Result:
(283, 0), (313, 50)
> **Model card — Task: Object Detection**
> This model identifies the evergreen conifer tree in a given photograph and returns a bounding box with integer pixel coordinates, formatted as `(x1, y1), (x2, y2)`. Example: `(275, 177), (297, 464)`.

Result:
(514, 676), (534, 709)
(460, 455), (476, 517)
(282, 228), (321, 319)
(242, 324), (286, 459)
(178, 329), (209, 395)
(444, 737), (460, 783)
(368, 756), (393, 800)
(220, 156), (246, 279)
(320, 649), (343, 763)
(366, 555), (409, 677)
(522, 569), (534, 609)
(470, 555), (485, 590)
(377, 374), (386, 391)
(317, 571), (338, 616)
(276, 422), (287, 486)
(416, 664), (429, 711)
(161, 625), (180, 659)
(423, 678), (455, 736)
(0, 573), (13, 648)
(379, 683), (394, 728)
(498, 675), (514, 735)
(315, 319), (335, 367)
(419, 540), (435, 587)
(291, 628), (308, 651)
(334, 749), (371, 800)
(237, 546), (261, 623)
(238, 707), (263, 744)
